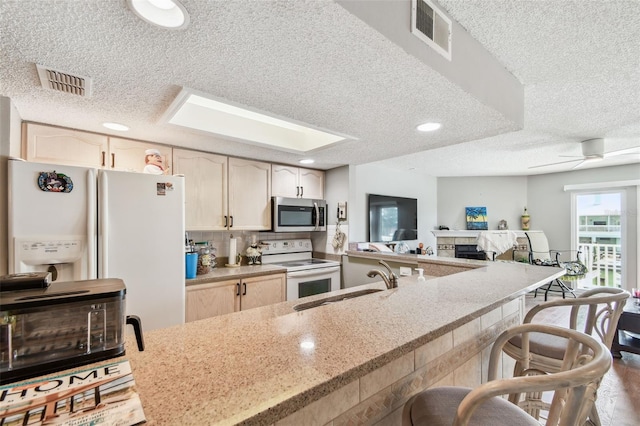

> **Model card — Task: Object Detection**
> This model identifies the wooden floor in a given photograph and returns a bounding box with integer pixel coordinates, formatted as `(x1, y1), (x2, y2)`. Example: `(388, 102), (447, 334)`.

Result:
(524, 291), (640, 426)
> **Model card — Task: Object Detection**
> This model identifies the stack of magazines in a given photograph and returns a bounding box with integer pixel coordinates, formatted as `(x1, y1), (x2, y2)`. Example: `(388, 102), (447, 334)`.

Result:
(0, 359), (146, 426)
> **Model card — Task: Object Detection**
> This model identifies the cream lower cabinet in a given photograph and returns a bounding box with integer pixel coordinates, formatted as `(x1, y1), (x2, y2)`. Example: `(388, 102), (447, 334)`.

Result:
(185, 273), (286, 322)
(23, 123), (172, 173)
(272, 165), (324, 199)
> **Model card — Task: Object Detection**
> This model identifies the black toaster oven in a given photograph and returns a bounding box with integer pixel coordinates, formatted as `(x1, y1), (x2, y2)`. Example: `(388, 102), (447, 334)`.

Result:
(1, 279), (128, 384)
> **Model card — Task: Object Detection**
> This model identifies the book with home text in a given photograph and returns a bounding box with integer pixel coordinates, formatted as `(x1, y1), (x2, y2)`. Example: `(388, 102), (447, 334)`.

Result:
(0, 359), (146, 425)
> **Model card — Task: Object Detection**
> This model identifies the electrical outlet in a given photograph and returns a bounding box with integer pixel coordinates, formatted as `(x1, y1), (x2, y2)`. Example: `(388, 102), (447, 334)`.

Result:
(399, 267), (412, 276)
(337, 202), (347, 220)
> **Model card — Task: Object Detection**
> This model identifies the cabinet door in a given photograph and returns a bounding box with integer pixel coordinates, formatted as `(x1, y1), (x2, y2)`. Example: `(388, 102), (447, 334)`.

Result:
(240, 274), (286, 311)
(298, 168), (324, 199)
(271, 165), (300, 198)
(108, 137), (172, 173)
(228, 158), (271, 230)
(23, 122), (108, 167)
(174, 149), (228, 231)
(185, 280), (237, 322)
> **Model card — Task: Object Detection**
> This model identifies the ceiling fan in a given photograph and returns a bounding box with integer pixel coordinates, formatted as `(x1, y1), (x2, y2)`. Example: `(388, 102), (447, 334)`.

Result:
(529, 138), (640, 169)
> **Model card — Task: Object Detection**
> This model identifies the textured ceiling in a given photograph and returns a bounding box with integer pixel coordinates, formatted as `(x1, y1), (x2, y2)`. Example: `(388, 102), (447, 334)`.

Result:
(1, 0), (639, 176)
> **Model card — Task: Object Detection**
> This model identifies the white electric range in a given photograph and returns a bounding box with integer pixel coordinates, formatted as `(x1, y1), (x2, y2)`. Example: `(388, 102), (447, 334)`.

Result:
(260, 239), (341, 300)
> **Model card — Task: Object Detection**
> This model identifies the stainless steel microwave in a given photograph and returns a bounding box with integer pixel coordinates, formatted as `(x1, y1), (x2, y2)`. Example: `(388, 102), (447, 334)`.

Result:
(272, 197), (326, 232)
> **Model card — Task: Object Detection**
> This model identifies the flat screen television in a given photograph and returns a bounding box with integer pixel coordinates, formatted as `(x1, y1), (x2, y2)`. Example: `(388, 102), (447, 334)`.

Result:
(368, 194), (418, 242)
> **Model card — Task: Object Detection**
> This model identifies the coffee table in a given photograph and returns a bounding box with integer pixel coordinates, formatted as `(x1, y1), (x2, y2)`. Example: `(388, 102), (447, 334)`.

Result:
(611, 297), (640, 358)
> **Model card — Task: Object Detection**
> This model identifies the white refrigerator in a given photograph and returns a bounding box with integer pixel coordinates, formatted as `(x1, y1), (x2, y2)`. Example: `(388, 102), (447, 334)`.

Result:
(8, 158), (186, 331)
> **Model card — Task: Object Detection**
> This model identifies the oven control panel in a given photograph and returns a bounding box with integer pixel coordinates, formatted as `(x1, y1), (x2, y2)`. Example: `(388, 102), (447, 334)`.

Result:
(261, 239), (312, 254)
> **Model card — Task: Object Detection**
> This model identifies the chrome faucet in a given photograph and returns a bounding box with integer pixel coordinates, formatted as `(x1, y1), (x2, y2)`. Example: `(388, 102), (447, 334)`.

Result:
(366, 260), (399, 289)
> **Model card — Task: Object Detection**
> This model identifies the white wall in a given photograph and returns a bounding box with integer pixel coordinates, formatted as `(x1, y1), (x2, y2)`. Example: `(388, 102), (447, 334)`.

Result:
(433, 165), (638, 289)
(437, 176), (528, 231)
(348, 162), (438, 250)
(311, 166), (350, 255)
(528, 164), (639, 289)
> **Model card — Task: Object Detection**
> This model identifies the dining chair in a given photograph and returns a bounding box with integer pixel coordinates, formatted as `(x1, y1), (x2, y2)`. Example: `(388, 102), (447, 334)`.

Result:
(502, 287), (628, 425)
(402, 323), (611, 426)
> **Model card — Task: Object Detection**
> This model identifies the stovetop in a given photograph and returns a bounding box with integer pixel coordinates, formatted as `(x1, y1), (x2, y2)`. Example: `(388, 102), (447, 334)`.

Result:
(260, 239), (340, 271)
(276, 259), (338, 268)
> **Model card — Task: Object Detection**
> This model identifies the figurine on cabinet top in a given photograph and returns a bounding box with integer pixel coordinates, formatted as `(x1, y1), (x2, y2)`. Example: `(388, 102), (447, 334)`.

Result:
(143, 149), (165, 175)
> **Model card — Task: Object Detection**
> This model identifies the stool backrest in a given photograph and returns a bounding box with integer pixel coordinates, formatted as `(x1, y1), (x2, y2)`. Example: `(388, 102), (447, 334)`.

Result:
(524, 287), (629, 350)
(455, 323), (611, 426)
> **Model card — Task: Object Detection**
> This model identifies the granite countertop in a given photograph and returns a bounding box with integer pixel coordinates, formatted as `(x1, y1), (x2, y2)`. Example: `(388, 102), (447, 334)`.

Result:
(185, 264), (287, 286)
(126, 260), (563, 424)
(345, 250), (487, 267)
(16, 260), (564, 425)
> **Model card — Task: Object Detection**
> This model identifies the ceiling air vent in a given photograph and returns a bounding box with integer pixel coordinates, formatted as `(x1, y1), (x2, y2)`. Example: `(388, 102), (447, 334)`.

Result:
(36, 64), (93, 97)
(411, 0), (452, 61)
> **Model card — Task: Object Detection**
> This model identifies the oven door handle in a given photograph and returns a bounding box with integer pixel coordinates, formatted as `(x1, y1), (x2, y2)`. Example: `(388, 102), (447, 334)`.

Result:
(287, 266), (341, 278)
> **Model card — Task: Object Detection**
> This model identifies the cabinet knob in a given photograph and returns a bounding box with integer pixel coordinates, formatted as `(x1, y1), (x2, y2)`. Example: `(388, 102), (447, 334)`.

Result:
(230, 215), (234, 228)
(236, 282), (240, 296)
(300, 186), (303, 197)
(242, 282), (247, 295)
(111, 153), (115, 168)
(101, 151), (106, 167)
(224, 215), (228, 227)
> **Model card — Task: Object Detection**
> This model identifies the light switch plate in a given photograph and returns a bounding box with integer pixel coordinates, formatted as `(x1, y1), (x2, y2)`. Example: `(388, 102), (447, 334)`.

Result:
(337, 202), (347, 220)
(399, 267), (412, 276)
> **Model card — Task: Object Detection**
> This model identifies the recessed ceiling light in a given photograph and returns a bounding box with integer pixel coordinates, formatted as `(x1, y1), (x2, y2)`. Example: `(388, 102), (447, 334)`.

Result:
(416, 122), (442, 132)
(103, 122), (129, 131)
(127, 0), (189, 29)
(299, 159), (315, 165)
(161, 87), (355, 153)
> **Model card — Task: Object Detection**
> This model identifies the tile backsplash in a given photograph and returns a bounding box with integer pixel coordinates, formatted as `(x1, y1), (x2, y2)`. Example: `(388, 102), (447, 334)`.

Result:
(186, 230), (313, 259)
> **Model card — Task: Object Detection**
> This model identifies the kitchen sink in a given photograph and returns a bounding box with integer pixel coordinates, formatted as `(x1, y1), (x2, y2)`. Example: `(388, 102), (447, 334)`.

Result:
(293, 288), (384, 311)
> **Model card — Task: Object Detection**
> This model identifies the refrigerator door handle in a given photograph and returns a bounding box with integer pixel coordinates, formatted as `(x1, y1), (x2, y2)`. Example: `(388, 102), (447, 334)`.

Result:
(87, 168), (97, 278)
(99, 171), (109, 277)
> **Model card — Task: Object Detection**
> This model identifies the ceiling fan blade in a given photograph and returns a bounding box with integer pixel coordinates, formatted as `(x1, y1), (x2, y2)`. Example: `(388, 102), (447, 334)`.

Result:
(604, 146), (640, 157)
(528, 158), (582, 169)
(573, 157), (604, 169)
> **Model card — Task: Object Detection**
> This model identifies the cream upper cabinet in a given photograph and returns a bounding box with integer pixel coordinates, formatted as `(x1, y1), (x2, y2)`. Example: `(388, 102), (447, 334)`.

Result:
(272, 165), (324, 199)
(228, 158), (271, 230)
(108, 137), (172, 174)
(23, 122), (108, 167)
(173, 149), (228, 231)
(185, 273), (286, 322)
(23, 123), (172, 173)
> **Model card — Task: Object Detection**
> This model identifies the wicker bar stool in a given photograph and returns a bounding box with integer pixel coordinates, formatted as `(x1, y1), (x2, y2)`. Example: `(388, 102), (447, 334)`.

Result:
(502, 287), (628, 425)
(402, 323), (611, 426)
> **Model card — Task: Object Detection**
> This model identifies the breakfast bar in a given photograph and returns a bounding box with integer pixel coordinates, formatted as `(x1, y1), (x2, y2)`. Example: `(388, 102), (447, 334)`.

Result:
(117, 257), (564, 425)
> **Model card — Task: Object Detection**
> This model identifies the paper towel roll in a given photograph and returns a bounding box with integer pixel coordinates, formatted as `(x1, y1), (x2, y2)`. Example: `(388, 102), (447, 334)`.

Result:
(228, 237), (237, 266)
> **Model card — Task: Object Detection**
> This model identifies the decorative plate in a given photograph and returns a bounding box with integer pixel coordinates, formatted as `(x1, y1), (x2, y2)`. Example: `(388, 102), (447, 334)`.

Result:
(38, 171), (73, 193)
